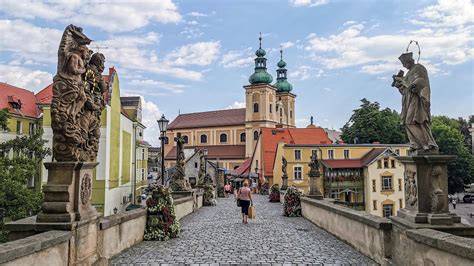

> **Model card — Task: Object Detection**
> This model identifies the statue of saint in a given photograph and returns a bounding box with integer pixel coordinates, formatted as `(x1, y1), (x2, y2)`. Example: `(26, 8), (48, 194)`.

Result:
(308, 150), (320, 176)
(282, 157), (288, 177)
(170, 133), (191, 191)
(393, 52), (438, 153)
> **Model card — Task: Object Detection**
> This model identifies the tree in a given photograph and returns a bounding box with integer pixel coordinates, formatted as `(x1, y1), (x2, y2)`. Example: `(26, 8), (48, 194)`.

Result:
(0, 130), (51, 242)
(0, 108), (9, 131)
(341, 98), (406, 144)
(432, 117), (474, 194)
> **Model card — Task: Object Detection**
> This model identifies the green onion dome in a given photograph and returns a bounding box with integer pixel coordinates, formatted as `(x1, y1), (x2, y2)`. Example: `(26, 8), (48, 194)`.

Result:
(274, 48), (292, 92)
(248, 34), (273, 85)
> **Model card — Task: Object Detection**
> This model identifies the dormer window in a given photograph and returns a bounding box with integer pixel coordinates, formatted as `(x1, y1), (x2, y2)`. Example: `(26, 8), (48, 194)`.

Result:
(8, 96), (22, 110)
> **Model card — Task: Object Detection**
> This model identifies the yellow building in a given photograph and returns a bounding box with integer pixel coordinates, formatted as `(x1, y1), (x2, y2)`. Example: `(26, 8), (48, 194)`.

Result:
(273, 143), (410, 217)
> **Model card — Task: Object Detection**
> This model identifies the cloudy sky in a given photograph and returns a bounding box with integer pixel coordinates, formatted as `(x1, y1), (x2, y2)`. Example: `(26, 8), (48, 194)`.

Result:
(0, 0), (472, 146)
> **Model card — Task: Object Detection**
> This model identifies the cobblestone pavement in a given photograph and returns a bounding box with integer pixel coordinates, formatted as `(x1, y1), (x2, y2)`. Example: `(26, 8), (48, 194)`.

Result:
(111, 195), (375, 265)
(450, 202), (474, 225)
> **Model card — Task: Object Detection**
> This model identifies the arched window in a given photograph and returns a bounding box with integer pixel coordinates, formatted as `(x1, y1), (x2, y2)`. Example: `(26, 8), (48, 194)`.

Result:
(164, 137), (169, 144)
(253, 103), (259, 113)
(220, 133), (227, 143)
(200, 134), (207, 144)
(182, 135), (188, 144)
(269, 104), (272, 113)
(240, 132), (246, 142)
(253, 130), (259, 140)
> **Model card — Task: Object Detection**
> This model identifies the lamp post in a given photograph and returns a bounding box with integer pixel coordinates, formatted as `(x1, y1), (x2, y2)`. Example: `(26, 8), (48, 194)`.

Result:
(203, 149), (208, 184)
(157, 114), (169, 186)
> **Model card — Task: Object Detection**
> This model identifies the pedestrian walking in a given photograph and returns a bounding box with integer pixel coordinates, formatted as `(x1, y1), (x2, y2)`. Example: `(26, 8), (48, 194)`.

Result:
(452, 198), (457, 209)
(224, 183), (231, 198)
(237, 181), (253, 224)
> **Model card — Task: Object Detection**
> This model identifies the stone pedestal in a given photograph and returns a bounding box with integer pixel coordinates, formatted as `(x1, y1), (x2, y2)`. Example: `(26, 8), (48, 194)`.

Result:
(37, 162), (98, 223)
(396, 154), (460, 226)
(281, 174), (288, 190)
(308, 172), (323, 200)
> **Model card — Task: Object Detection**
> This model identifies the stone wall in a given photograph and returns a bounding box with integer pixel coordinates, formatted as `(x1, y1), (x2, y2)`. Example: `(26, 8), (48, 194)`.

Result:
(1, 195), (204, 265)
(301, 196), (474, 265)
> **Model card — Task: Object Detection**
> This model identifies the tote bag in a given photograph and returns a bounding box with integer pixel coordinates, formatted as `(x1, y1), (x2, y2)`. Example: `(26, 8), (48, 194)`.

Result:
(248, 205), (256, 219)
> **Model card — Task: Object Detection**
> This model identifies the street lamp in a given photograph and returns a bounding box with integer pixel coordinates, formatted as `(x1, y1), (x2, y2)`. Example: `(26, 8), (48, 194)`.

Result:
(203, 149), (208, 184)
(157, 114), (169, 186)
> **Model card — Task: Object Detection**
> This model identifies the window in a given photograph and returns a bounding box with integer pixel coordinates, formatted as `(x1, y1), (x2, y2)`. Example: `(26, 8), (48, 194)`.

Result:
(220, 133), (227, 143)
(383, 204), (393, 218)
(141, 169), (145, 180)
(253, 103), (259, 113)
(383, 158), (389, 168)
(382, 176), (393, 191)
(164, 137), (169, 144)
(29, 123), (35, 136)
(240, 133), (246, 142)
(399, 199), (403, 209)
(294, 166), (302, 180)
(280, 108), (282, 116)
(343, 149), (350, 159)
(373, 200), (377, 210)
(200, 134), (208, 143)
(290, 110), (293, 118)
(253, 131), (259, 140)
(377, 160), (382, 168)
(195, 162), (198, 168)
(141, 149), (145, 160)
(181, 135), (188, 144)
(269, 104), (272, 113)
(372, 179), (376, 192)
(395, 149), (400, 155)
(328, 150), (334, 159)
(391, 160), (396, 168)
(16, 121), (22, 134)
(294, 150), (301, 160)
(398, 178), (402, 191)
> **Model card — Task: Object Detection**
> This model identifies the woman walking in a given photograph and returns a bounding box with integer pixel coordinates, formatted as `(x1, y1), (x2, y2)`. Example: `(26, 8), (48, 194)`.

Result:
(237, 181), (253, 224)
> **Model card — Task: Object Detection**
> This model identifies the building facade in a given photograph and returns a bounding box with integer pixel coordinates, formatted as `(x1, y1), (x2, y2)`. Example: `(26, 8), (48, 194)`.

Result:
(273, 143), (409, 217)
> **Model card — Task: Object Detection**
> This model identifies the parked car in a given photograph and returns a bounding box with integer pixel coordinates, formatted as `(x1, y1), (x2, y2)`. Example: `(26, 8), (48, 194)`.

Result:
(463, 194), (473, 203)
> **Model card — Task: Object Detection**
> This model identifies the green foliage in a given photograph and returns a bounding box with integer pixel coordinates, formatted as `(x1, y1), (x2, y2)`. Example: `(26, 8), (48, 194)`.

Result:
(0, 130), (50, 243)
(0, 108), (9, 131)
(341, 98), (406, 144)
(432, 117), (474, 193)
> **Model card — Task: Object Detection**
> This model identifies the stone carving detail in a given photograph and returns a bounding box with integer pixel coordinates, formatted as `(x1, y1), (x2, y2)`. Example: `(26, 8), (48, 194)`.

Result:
(170, 133), (191, 191)
(308, 150), (320, 177)
(80, 173), (92, 205)
(430, 165), (445, 213)
(198, 150), (206, 186)
(392, 44), (438, 154)
(404, 170), (418, 206)
(282, 156), (288, 177)
(51, 24), (106, 162)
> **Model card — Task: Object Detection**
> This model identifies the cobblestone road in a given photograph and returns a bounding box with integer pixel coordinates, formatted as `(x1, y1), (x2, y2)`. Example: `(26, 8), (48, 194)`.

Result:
(111, 195), (375, 265)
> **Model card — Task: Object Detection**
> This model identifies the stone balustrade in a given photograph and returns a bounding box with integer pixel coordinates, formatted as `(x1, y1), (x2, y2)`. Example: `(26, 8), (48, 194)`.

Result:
(301, 196), (474, 266)
(1, 192), (202, 265)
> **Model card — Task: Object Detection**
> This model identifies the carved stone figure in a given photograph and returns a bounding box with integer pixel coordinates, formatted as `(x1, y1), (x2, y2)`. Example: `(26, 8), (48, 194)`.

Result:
(51, 24), (106, 162)
(393, 52), (438, 153)
(282, 156), (288, 177)
(308, 150), (320, 177)
(404, 170), (418, 206)
(198, 150), (206, 186)
(430, 165), (445, 213)
(170, 133), (191, 191)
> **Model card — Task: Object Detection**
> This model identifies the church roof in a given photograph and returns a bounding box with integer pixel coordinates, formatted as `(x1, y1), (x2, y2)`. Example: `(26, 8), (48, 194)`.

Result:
(262, 127), (331, 177)
(168, 108), (246, 130)
(321, 148), (387, 169)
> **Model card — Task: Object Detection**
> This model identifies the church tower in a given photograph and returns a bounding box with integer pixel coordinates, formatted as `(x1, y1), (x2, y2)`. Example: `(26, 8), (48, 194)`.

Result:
(244, 34), (278, 157)
(274, 48), (296, 128)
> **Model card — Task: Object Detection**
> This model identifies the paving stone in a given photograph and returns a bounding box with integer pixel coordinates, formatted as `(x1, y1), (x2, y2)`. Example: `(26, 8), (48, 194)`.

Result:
(110, 195), (375, 265)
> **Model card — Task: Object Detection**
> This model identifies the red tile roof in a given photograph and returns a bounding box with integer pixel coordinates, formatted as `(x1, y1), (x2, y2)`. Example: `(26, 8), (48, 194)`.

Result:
(165, 145), (246, 160)
(230, 158), (253, 177)
(262, 127), (331, 177)
(168, 108), (246, 130)
(321, 148), (387, 169)
(0, 82), (41, 118)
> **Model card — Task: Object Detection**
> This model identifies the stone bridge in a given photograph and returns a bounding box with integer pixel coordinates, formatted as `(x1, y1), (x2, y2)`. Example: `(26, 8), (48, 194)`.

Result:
(111, 194), (373, 264)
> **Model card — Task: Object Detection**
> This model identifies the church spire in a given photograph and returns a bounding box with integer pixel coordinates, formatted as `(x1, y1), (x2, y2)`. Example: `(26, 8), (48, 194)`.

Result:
(274, 47), (292, 92)
(249, 33), (273, 85)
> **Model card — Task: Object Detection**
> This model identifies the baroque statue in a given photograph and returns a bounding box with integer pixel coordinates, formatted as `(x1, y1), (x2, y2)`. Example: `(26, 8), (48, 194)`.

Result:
(170, 133), (191, 191)
(51, 24), (106, 161)
(392, 47), (438, 153)
(308, 150), (320, 176)
(282, 156), (288, 177)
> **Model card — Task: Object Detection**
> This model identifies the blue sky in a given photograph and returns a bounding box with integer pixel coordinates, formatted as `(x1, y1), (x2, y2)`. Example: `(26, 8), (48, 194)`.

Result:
(0, 0), (472, 146)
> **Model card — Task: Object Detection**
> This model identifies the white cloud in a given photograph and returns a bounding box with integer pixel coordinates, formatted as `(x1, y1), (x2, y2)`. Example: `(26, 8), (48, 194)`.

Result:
(0, 19), (61, 64)
(1, 0), (182, 33)
(290, 0), (329, 7)
(220, 48), (254, 68)
(165, 41), (221, 66)
(187, 11), (214, 17)
(289, 66), (324, 81)
(128, 79), (186, 94)
(226, 101), (246, 109)
(322, 87), (332, 92)
(305, 12), (473, 75)
(343, 20), (358, 27)
(296, 118), (310, 128)
(0, 64), (53, 92)
(180, 26), (204, 39)
(414, 0), (473, 28)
